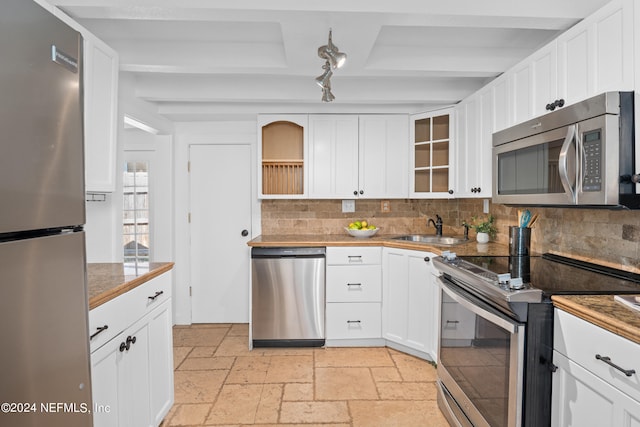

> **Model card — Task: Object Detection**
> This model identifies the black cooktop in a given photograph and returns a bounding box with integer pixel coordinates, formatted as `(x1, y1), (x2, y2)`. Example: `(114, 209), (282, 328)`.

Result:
(459, 253), (640, 296)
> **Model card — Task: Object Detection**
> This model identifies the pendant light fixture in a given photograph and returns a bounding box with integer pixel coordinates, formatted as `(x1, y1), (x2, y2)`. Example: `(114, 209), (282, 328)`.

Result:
(316, 29), (346, 102)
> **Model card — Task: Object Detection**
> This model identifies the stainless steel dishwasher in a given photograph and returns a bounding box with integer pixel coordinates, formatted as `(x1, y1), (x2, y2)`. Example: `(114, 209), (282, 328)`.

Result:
(251, 247), (325, 347)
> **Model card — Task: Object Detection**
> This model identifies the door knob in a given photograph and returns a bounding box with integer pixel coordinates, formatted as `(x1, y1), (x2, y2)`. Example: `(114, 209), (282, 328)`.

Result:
(241, 229), (249, 237)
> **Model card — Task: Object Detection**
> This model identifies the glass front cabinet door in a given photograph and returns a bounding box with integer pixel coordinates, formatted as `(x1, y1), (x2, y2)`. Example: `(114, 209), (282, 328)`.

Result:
(409, 109), (455, 198)
(258, 115), (308, 198)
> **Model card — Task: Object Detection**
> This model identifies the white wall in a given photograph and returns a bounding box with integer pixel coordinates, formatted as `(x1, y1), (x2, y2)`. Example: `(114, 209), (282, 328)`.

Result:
(172, 121), (258, 325)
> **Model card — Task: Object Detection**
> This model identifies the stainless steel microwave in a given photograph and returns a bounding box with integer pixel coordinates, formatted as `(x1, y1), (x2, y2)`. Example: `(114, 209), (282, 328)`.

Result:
(492, 91), (640, 208)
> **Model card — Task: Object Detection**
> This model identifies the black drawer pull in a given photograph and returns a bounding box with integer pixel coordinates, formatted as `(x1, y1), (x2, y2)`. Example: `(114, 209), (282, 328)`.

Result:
(148, 291), (164, 301)
(347, 320), (361, 324)
(595, 354), (636, 377)
(90, 325), (108, 340)
(446, 320), (460, 324)
(347, 283), (362, 287)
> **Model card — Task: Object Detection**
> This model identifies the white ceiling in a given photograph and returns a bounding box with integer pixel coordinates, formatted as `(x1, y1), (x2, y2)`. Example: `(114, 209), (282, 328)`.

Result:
(50, 0), (613, 122)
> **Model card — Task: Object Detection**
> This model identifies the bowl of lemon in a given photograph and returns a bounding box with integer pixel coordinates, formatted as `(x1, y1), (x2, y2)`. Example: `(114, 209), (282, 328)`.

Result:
(345, 220), (379, 238)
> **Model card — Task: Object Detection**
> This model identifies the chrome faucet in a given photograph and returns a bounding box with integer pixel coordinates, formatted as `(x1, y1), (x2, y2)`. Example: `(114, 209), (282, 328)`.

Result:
(428, 214), (443, 236)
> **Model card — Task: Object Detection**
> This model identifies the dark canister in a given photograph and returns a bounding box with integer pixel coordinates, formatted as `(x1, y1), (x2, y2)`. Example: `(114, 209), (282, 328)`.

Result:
(509, 226), (531, 256)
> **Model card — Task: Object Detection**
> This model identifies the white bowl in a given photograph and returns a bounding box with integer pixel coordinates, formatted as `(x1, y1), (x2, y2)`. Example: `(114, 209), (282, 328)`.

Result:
(345, 227), (379, 238)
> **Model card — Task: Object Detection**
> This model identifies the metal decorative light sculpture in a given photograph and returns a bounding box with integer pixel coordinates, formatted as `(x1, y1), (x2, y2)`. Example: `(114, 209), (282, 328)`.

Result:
(316, 29), (346, 102)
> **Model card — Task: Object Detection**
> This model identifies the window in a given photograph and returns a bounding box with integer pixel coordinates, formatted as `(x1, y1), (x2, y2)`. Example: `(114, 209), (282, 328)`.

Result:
(123, 161), (150, 267)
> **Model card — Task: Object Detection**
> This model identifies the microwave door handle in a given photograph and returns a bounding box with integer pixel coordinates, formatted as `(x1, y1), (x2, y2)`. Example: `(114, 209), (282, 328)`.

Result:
(559, 124), (577, 203)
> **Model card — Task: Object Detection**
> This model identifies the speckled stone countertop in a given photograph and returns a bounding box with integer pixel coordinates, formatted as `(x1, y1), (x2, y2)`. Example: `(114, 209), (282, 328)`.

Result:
(248, 234), (510, 256)
(87, 262), (174, 310)
(552, 295), (640, 345)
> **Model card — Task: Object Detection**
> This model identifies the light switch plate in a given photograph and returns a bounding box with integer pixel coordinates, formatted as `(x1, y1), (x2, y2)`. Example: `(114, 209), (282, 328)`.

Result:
(342, 199), (355, 213)
(483, 199), (489, 213)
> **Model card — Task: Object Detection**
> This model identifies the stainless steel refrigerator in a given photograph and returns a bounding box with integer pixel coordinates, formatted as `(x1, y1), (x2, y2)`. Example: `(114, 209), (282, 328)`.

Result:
(0, 0), (92, 426)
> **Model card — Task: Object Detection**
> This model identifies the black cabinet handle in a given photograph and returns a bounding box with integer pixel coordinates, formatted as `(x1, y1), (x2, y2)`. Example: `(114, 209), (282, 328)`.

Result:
(359, 190), (364, 195)
(347, 283), (362, 287)
(595, 354), (636, 377)
(446, 320), (460, 324)
(448, 189), (454, 194)
(353, 190), (358, 196)
(241, 229), (249, 237)
(347, 320), (362, 324)
(424, 256), (430, 262)
(90, 325), (109, 340)
(119, 335), (137, 352)
(148, 290), (164, 301)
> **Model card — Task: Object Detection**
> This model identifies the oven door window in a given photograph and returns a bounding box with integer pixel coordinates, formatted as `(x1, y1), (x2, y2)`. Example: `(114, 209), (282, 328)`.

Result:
(440, 285), (523, 427)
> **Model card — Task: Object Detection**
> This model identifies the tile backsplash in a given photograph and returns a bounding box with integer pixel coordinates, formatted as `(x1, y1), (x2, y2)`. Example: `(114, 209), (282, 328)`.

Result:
(261, 199), (640, 272)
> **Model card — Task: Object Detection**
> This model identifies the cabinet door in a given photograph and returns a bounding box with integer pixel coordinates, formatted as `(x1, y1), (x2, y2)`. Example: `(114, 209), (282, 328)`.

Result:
(84, 35), (119, 193)
(409, 110), (454, 198)
(382, 248), (438, 359)
(405, 251), (437, 357)
(530, 41), (558, 118)
(551, 351), (640, 427)
(358, 115), (409, 198)
(148, 300), (174, 426)
(257, 115), (308, 198)
(492, 76), (511, 132)
(308, 115), (359, 198)
(117, 319), (151, 427)
(91, 336), (121, 427)
(557, 0), (633, 105)
(52, 10), (119, 193)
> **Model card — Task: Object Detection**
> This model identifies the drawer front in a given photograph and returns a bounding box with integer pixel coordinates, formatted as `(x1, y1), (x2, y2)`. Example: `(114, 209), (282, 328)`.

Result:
(554, 309), (640, 402)
(89, 290), (136, 352)
(327, 246), (382, 265)
(326, 266), (382, 303)
(326, 302), (381, 339)
(89, 272), (171, 352)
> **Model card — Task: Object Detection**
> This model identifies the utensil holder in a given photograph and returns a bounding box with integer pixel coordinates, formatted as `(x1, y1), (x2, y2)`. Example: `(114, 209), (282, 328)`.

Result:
(509, 226), (531, 256)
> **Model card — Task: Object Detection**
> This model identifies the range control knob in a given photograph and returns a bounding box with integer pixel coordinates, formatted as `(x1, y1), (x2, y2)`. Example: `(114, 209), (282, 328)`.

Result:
(509, 277), (525, 290)
(497, 273), (511, 284)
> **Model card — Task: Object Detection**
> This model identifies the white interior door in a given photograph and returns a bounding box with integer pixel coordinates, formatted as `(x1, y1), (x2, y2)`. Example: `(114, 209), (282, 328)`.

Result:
(190, 144), (251, 323)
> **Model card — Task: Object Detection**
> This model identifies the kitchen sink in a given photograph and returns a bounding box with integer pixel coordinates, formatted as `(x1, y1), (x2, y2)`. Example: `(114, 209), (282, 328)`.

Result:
(391, 235), (469, 246)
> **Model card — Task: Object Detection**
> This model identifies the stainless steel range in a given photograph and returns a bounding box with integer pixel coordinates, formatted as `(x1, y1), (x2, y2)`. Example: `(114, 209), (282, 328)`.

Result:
(433, 253), (640, 427)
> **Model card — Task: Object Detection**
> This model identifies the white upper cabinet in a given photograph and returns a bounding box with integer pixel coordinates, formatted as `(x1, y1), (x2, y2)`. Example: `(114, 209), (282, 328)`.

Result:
(307, 114), (409, 199)
(258, 114), (309, 199)
(409, 109), (454, 198)
(455, 88), (493, 198)
(358, 115), (409, 199)
(490, 0), (633, 133)
(53, 9), (119, 193)
(557, 0), (634, 105)
(308, 115), (359, 198)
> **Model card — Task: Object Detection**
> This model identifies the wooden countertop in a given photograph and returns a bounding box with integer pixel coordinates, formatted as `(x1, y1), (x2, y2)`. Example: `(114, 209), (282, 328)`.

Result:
(552, 295), (640, 345)
(248, 234), (510, 256)
(87, 262), (174, 310)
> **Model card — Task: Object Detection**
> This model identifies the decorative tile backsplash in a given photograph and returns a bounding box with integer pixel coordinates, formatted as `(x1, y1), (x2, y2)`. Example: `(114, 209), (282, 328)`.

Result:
(261, 199), (640, 272)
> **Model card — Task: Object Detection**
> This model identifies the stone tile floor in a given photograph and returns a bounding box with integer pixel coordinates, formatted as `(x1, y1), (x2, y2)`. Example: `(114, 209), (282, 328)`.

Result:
(161, 323), (449, 426)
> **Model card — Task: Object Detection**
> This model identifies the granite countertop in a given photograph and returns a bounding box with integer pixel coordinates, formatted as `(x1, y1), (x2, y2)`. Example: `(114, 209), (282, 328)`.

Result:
(248, 234), (510, 256)
(87, 262), (174, 310)
(552, 295), (640, 345)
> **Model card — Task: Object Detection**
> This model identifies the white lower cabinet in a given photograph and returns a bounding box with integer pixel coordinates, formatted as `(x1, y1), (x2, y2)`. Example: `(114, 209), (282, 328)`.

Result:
(326, 302), (382, 340)
(552, 309), (640, 427)
(382, 248), (439, 361)
(325, 247), (382, 344)
(90, 272), (174, 427)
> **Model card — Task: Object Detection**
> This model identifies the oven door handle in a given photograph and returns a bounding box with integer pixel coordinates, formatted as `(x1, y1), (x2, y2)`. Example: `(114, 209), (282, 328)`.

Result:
(439, 277), (519, 334)
(558, 124), (577, 203)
